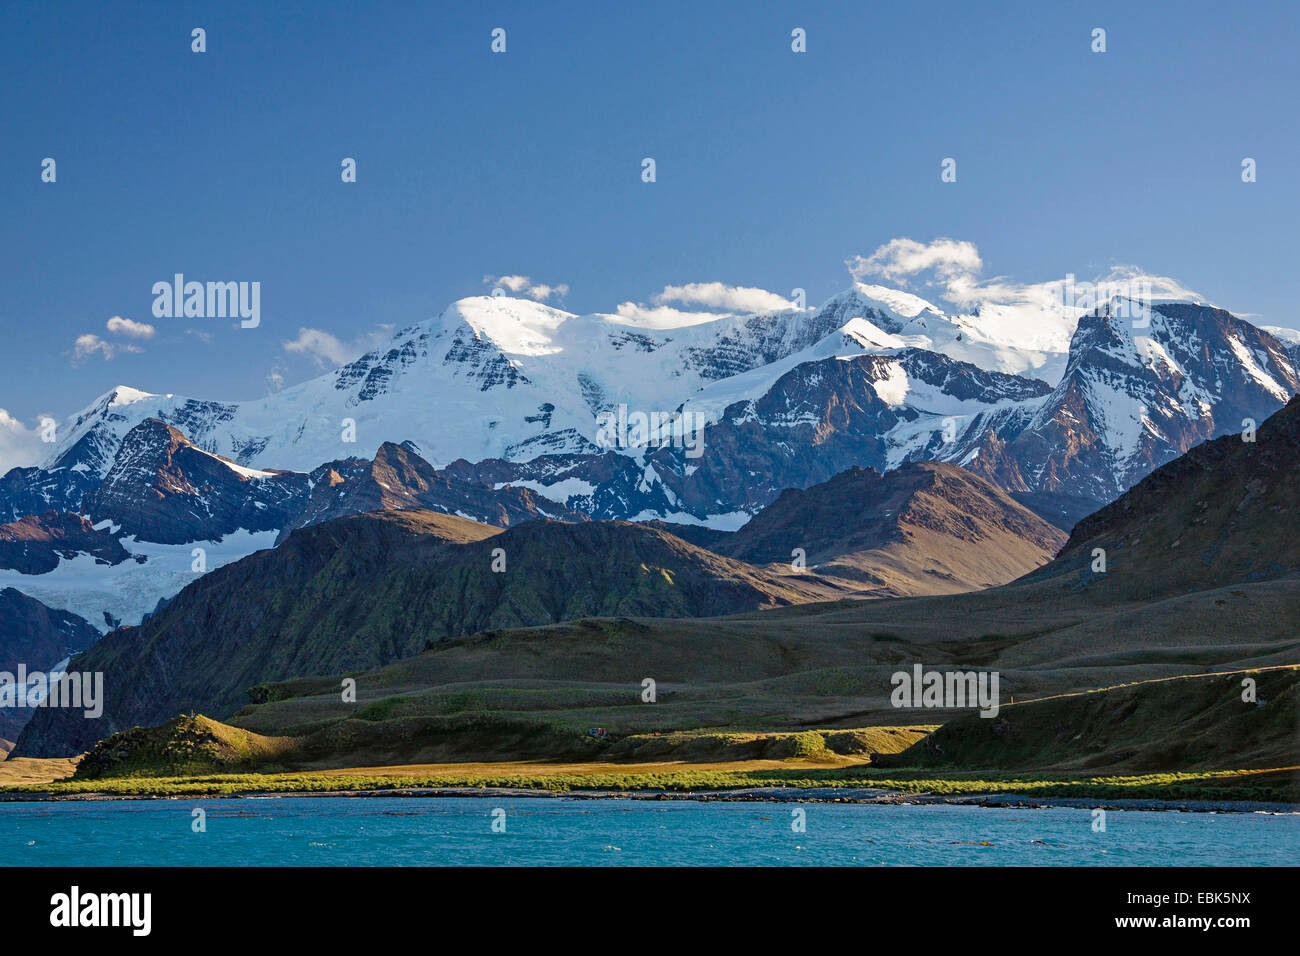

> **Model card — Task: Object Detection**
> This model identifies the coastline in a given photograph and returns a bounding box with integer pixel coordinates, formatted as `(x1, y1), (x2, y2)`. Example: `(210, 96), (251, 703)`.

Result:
(2, 784), (1295, 814)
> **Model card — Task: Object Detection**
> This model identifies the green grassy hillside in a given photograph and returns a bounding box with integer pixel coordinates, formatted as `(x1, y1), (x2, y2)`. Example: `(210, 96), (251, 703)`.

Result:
(874, 666), (1299, 773)
(75, 715), (298, 779)
(68, 715), (932, 779)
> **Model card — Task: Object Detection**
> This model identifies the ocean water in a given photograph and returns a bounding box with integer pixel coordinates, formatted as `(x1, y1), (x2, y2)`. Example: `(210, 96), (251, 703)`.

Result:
(0, 797), (1294, 866)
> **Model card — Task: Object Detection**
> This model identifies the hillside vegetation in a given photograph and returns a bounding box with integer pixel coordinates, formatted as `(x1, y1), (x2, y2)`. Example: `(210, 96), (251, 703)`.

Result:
(874, 667), (1299, 773)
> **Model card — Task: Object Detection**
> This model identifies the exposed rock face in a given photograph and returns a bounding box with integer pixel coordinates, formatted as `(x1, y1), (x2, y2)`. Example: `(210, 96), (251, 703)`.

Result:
(59, 419), (584, 548)
(450, 350), (1049, 522)
(0, 512), (132, 574)
(0, 389), (247, 522)
(0, 420), (589, 635)
(649, 352), (1047, 520)
(280, 440), (586, 542)
(965, 303), (1300, 504)
(81, 419), (311, 545)
(0, 462), (99, 527)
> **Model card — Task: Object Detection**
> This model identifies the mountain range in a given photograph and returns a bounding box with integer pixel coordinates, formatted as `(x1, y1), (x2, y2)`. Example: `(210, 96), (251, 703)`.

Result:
(0, 280), (1297, 759)
(11, 454), (1072, 754)
(8, 288), (1296, 528)
(19, 395), (1299, 763)
(0, 286), (1294, 637)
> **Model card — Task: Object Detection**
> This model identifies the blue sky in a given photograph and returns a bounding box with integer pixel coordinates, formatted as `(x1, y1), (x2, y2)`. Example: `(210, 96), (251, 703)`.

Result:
(2, 0), (1298, 449)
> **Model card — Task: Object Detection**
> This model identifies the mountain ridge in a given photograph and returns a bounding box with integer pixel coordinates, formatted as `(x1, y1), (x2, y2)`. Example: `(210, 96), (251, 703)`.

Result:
(8, 292), (1293, 531)
(11, 452), (1076, 756)
(0, 290), (1295, 638)
(714, 461), (1067, 596)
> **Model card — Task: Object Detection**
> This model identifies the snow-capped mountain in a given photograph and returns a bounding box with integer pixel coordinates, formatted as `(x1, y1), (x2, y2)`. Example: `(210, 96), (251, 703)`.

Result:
(0, 285), (1296, 580)
(0, 418), (583, 630)
(958, 299), (1300, 503)
(0, 282), (1294, 639)
(813, 282), (1076, 383)
(22, 283), (1075, 486)
(26, 295), (875, 478)
(81, 418), (313, 544)
(447, 299), (1299, 526)
(449, 347), (1052, 525)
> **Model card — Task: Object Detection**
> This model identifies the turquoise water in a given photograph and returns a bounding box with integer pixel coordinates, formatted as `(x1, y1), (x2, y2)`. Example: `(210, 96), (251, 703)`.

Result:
(0, 797), (1295, 866)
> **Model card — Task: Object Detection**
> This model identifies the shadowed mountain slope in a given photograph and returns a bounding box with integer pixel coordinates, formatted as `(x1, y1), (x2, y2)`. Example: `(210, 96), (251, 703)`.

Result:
(16, 400), (1300, 759)
(715, 462), (1067, 596)
(1024, 394), (1300, 600)
(0, 589), (100, 740)
(12, 511), (838, 755)
(874, 667), (1299, 773)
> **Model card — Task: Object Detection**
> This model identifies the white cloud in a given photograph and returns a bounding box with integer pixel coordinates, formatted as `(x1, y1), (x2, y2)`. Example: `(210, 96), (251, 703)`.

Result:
(72, 334), (111, 363)
(847, 238), (983, 285)
(69, 316), (156, 364)
(282, 325), (395, 369)
(0, 409), (48, 474)
(71, 334), (141, 365)
(653, 282), (795, 313)
(611, 302), (733, 329)
(105, 316), (156, 339)
(483, 275), (570, 302)
(1263, 325), (1300, 345)
(844, 238), (1208, 352)
(849, 238), (1202, 311)
(611, 281), (795, 329)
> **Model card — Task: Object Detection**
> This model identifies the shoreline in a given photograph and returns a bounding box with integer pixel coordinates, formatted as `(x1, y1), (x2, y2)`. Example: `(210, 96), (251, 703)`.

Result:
(2, 785), (1295, 814)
